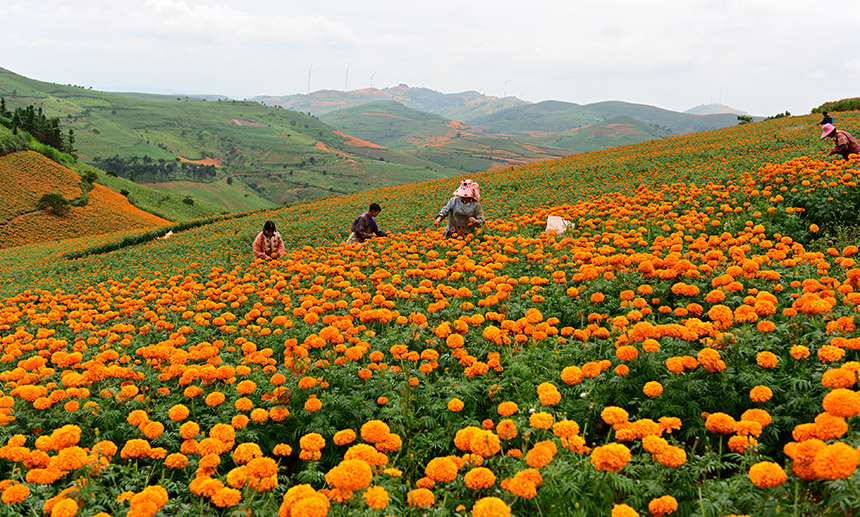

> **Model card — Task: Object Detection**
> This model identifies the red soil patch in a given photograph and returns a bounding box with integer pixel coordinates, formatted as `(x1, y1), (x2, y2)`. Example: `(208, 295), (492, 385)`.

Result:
(362, 112), (399, 118)
(590, 124), (637, 135)
(566, 125), (593, 133)
(515, 142), (546, 154)
(332, 130), (387, 149)
(179, 156), (222, 167)
(447, 120), (468, 129)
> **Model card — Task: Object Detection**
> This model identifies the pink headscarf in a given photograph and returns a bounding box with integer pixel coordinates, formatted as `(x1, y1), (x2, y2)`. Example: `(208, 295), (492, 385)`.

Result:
(453, 179), (480, 201)
(820, 123), (836, 139)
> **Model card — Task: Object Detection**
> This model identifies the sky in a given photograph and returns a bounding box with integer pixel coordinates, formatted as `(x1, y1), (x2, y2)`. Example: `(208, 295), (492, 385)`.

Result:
(2, 0), (858, 116)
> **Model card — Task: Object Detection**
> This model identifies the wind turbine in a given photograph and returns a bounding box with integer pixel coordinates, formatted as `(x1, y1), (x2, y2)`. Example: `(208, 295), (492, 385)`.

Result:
(345, 65), (349, 92)
(370, 72), (376, 89)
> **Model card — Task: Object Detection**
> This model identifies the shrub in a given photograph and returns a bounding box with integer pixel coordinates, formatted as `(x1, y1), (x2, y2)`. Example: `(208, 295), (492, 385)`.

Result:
(182, 196), (195, 206)
(813, 98), (860, 113)
(36, 193), (71, 216)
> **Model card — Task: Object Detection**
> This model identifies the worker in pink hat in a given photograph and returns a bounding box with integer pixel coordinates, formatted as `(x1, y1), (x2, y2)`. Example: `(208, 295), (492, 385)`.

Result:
(821, 123), (860, 160)
(434, 179), (484, 238)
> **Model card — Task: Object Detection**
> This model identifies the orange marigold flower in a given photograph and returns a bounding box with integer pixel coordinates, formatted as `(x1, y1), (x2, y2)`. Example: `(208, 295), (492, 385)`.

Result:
(363, 486), (389, 510)
(529, 412), (554, 430)
(333, 429), (357, 446)
(425, 457), (458, 483)
(447, 398), (465, 412)
(406, 488), (435, 508)
(496, 419), (518, 440)
(590, 443), (632, 473)
(299, 433), (325, 452)
(360, 420), (391, 443)
(643, 381), (663, 397)
(473, 497), (511, 517)
(812, 442), (860, 480)
(497, 401), (518, 416)
(1, 483), (30, 504)
(168, 404), (190, 422)
(165, 453), (189, 469)
(536, 382), (561, 405)
(560, 365), (584, 385)
(749, 385), (773, 403)
(601, 406), (629, 426)
(205, 392), (226, 407)
(325, 459), (373, 492)
(464, 467), (496, 490)
(470, 430), (502, 457)
(611, 503), (640, 517)
(526, 444), (554, 468)
(648, 495), (678, 517)
(756, 351), (778, 368)
(705, 412), (736, 434)
(790, 345), (811, 360)
(212, 487), (241, 508)
(822, 388), (860, 418)
(616, 345), (639, 361)
(748, 461), (787, 488)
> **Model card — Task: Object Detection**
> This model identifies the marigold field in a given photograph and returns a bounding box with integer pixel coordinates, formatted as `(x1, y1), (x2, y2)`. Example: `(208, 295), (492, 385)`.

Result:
(0, 113), (859, 516)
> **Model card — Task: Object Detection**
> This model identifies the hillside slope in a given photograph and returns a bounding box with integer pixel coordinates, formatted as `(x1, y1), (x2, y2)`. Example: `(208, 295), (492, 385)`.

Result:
(0, 67), (461, 207)
(0, 113), (858, 515)
(0, 151), (170, 249)
(320, 101), (567, 172)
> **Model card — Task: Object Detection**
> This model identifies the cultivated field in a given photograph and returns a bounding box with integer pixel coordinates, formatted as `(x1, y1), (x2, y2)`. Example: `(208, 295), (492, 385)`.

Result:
(0, 113), (858, 516)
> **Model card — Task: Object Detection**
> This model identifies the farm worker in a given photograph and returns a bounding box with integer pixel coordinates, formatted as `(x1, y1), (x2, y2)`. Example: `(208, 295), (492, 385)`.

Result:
(821, 123), (860, 160)
(252, 220), (285, 260)
(347, 203), (387, 244)
(434, 179), (485, 238)
(818, 111), (833, 126)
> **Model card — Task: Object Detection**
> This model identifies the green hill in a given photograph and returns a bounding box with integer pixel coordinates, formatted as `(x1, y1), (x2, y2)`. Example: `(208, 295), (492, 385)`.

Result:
(466, 99), (740, 152)
(319, 101), (566, 172)
(0, 68), (461, 208)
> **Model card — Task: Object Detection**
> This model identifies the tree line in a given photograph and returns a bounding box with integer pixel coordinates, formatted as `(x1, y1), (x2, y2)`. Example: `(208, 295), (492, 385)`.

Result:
(91, 155), (217, 183)
(0, 98), (76, 156)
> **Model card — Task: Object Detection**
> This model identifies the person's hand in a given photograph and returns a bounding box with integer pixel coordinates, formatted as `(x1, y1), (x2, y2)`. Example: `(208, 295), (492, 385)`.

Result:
(434, 216), (442, 227)
(468, 217), (478, 225)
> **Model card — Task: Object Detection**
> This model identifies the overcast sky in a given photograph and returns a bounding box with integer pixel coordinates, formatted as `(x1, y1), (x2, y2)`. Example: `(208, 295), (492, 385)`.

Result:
(2, 0), (858, 116)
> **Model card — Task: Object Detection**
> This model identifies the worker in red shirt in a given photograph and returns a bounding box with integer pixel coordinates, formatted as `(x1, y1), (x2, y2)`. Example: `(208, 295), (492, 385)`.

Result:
(821, 123), (860, 159)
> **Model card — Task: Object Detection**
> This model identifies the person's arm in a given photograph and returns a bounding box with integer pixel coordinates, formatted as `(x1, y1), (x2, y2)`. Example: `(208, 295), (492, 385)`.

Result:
(470, 203), (485, 227)
(434, 198), (455, 226)
(371, 218), (386, 237)
(252, 234), (268, 259)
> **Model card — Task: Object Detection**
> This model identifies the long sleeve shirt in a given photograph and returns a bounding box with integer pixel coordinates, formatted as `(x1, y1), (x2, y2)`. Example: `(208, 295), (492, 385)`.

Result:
(437, 197), (484, 236)
(349, 213), (386, 243)
(252, 231), (285, 259)
(831, 130), (860, 159)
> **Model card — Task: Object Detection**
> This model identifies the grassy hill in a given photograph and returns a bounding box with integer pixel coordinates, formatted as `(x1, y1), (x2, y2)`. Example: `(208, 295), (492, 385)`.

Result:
(0, 67), (461, 207)
(466, 100), (740, 152)
(319, 101), (567, 172)
(0, 112), (859, 515)
(0, 150), (171, 248)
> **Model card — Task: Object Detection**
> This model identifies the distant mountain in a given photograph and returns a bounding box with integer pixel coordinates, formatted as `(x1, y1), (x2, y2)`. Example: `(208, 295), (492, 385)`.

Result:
(319, 101), (566, 172)
(685, 103), (748, 116)
(253, 84), (528, 121)
(466, 100), (739, 152)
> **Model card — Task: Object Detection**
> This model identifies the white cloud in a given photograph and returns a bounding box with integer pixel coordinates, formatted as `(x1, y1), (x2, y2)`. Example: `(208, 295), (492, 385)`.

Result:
(2, 0), (860, 114)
